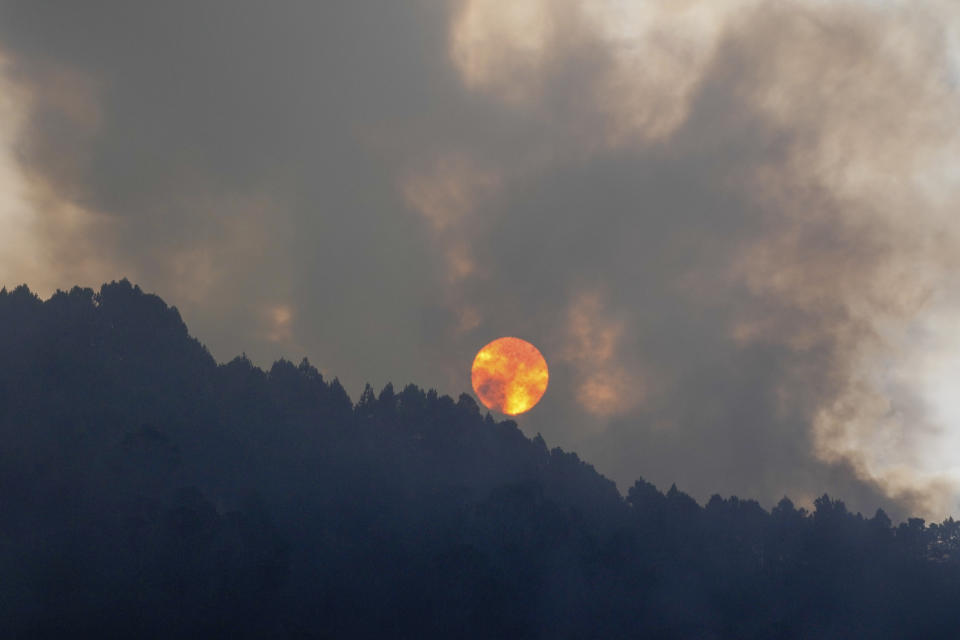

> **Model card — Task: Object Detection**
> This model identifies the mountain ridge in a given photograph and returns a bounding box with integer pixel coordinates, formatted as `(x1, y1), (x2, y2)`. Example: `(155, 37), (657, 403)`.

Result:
(3, 280), (960, 638)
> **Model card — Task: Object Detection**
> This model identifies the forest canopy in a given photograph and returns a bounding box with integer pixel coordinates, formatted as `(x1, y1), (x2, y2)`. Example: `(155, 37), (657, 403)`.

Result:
(2, 281), (960, 638)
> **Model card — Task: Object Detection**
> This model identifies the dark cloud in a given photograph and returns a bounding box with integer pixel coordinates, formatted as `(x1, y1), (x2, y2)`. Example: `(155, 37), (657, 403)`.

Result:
(2, 0), (960, 519)
(0, 0), (464, 389)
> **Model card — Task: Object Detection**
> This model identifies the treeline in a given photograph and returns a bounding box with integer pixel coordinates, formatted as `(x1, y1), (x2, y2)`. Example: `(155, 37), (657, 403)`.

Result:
(2, 281), (960, 638)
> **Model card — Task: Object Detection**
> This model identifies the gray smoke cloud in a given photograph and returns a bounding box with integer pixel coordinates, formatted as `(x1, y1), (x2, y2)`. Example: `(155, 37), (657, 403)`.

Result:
(2, 0), (959, 519)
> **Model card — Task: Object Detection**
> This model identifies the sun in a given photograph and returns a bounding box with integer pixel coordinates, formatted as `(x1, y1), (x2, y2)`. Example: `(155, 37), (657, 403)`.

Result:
(471, 337), (549, 415)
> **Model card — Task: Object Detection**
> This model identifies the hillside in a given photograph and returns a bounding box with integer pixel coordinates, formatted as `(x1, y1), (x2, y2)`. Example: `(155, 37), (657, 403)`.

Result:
(3, 281), (960, 638)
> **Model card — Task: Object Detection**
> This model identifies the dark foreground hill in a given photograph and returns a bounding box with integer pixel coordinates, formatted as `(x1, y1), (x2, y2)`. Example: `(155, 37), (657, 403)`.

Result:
(2, 281), (960, 638)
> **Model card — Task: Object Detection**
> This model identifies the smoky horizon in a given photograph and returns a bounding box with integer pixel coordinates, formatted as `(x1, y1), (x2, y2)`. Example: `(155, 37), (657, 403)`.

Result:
(2, 0), (960, 521)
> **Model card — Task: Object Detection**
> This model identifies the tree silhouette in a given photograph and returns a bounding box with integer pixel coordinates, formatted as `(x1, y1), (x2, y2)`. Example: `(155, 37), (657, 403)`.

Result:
(3, 281), (960, 638)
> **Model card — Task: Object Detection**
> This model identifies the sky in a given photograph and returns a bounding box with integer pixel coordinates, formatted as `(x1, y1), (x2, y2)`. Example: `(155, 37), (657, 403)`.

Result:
(2, 0), (960, 520)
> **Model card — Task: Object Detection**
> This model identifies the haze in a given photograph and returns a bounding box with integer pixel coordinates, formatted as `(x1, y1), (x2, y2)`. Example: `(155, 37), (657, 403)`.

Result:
(2, 0), (960, 520)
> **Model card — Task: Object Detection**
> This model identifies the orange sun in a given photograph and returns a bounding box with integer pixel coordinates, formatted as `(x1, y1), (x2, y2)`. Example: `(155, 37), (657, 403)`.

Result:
(471, 337), (549, 415)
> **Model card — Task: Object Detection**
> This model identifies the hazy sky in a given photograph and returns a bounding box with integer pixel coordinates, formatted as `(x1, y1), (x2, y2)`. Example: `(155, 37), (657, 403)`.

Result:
(2, 0), (960, 519)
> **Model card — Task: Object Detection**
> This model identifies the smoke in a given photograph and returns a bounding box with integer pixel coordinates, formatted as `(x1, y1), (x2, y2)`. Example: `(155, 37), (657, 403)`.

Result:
(427, 0), (960, 516)
(562, 291), (645, 419)
(2, 0), (960, 517)
(0, 53), (114, 295)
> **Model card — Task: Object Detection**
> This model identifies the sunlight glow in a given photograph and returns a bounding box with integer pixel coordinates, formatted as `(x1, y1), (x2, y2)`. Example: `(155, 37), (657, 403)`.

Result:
(471, 337), (549, 415)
